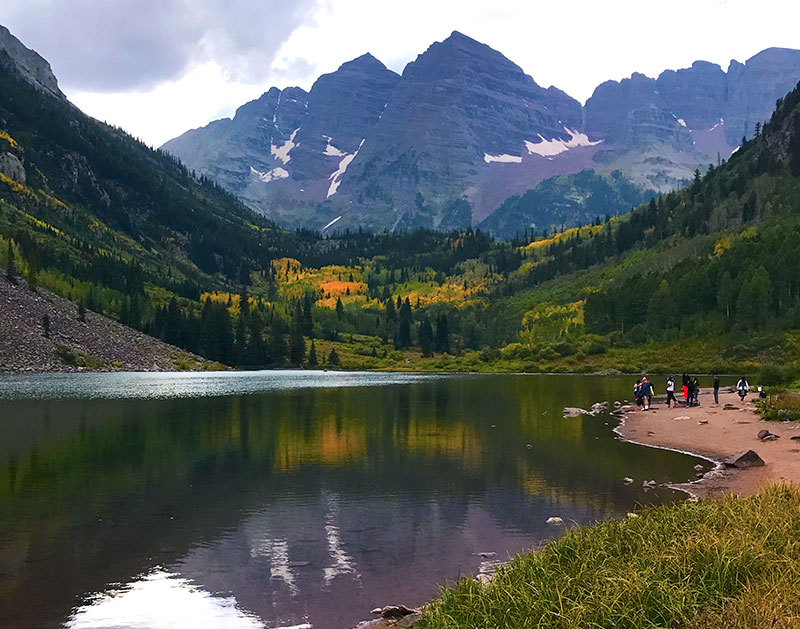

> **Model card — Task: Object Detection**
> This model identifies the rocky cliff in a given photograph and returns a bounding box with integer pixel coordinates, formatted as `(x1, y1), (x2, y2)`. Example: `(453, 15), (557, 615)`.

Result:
(0, 24), (63, 99)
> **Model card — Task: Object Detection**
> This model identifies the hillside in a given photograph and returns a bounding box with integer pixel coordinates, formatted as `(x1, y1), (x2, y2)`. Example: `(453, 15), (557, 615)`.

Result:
(0, 273), (209, 372)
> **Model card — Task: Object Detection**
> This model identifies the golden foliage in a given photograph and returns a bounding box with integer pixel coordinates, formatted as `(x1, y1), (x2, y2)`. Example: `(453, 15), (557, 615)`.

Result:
(0, 130), (20, 150)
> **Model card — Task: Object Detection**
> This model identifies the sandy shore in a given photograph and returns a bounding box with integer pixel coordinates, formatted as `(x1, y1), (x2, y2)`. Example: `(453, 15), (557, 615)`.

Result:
(616, 388), (800, 498)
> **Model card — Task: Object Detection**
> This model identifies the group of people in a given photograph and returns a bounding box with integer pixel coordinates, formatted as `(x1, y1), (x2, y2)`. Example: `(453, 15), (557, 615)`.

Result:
(634, 374), (741, 409)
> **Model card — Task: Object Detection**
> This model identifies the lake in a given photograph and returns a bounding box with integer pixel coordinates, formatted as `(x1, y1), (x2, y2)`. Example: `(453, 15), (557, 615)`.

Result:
(0, 371), (707, 628)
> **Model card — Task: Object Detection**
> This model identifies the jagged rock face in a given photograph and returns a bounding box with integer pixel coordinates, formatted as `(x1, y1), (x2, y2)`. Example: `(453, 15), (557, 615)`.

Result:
(162, 55), (400, 223)
(337, 31), (584, 230)
(0, 152), (25, 183)
(162, 33), (800, 233)
(725, 48), (800, 145)
(0, 25), (63, 98)
(584, 49), (800, 191)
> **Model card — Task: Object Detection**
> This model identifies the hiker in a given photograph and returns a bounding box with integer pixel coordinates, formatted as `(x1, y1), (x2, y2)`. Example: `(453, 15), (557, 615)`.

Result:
(685, 376), (694, 408)
(634, 378), (643, 407)
(682, 373), (690, 405)
(666, 375), (677, 408)
(713, 375), (720, 404)
(692, 377), (700, 406)
(737, 376), (749, 401)
(639, 377), (654, 410)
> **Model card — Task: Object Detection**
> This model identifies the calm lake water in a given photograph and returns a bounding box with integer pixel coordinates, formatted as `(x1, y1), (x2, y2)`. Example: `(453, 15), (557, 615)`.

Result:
(0, 371), (708, 629)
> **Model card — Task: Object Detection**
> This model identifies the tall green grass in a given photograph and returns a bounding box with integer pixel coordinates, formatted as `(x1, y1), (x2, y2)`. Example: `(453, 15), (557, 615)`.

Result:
(418, 486), (800, 628)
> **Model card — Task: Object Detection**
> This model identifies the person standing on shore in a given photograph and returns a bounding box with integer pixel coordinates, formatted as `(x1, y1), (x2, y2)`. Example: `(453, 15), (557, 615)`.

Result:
(666, 376), (677, 408)
(692, 377), (700, 406)
(737, 376), (749, 401)
(639, 377), (654, 411)
(713, 375), (720, 404)
(682, 373), (690, 405)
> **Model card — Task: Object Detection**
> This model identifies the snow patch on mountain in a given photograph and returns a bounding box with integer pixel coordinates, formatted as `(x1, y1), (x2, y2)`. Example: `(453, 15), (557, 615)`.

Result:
(251, 166), (289, 183)
(483, 153), (522, 164)
(271, 128), (300, 164)
(327, 139), (365, 198)
(322, 215), (343, 230)
(677, 118), (687, 127)
(323, 135), (347, 157)
(525, 128), (602, 159)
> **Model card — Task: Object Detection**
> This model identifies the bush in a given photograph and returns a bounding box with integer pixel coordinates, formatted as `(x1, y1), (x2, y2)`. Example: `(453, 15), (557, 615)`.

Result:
(759, 363), (790, 386)
(553, 341), (576, 357)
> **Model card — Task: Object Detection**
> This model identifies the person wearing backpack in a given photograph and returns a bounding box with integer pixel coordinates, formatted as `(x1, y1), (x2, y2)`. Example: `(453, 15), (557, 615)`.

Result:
(737, 376), (749, 401)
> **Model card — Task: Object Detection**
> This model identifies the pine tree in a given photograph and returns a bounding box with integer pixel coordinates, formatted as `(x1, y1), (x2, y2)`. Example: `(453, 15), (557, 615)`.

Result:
(42, 314), (50, 338)
(418, 318), (433, 357)
(327, 347), (340, 366)
(77, 299), (87, 323)
(307, 340), (318, 366)
(289, 326), (306, 366)
(302, 293), (313, 336)
(434, 313), (450, 354)
(336, 297), (344, 320)
(397, 298), (412, 348)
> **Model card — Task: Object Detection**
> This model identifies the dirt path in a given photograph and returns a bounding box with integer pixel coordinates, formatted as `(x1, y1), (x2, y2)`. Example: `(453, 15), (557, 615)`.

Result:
(616, 388), (800, 498)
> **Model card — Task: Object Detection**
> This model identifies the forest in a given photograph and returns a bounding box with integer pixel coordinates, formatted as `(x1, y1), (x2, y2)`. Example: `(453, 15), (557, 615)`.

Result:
(2, 43), (800, 375)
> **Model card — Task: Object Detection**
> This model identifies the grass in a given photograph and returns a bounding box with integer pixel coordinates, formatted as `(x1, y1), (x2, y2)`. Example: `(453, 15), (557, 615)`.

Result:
(417, 486), (800, 629)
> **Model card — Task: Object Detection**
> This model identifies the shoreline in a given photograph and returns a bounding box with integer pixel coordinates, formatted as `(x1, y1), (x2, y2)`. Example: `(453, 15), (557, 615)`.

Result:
(614, 387), (800, 499)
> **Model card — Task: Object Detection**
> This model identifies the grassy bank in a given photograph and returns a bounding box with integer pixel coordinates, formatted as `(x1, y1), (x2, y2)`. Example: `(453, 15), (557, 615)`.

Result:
(417, 486), (800, 629)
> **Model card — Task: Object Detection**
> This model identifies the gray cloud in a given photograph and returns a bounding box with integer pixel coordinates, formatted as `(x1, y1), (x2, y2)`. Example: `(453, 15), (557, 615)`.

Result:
(0, 0), (320, 91)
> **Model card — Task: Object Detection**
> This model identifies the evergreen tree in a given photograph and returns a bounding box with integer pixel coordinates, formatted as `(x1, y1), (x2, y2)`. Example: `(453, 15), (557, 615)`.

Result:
(418, 318), (433, 357)
(270, 324), (287, 366)
(336, 297), (344, 320)
(327, 347), (340, 366)
(307, 340), (318, 366)
(396, 298), (412, 348)
(289, 326), (306, 366)
(434, 313), (450, 353)
(77, 299), (87, 323)
(302, 293), (314, 336)
(42, 314), (50, 338)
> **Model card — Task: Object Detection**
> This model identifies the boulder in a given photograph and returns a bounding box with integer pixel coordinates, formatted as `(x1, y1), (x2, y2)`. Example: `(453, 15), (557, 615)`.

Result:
(371, 605), (420, 619)
(546, 516), (564, 526)
(563, 407), (589, 417)
(0, 152), (25, 183)
(757, 429), (779, 441)
(623, 477), (634, 485)
(693, 464), (704, 472)
(723, 450), (765, 469)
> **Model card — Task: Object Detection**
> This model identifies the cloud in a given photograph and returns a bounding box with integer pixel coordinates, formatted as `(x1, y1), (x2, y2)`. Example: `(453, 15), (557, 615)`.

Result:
(0, 0), (321, 91)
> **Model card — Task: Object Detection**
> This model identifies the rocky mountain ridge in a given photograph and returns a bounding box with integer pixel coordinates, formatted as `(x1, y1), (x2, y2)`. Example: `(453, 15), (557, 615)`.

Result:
(14, 26), (782, 236)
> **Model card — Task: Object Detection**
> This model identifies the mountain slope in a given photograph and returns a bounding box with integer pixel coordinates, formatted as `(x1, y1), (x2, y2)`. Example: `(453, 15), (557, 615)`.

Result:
(162, 35), (800, 235)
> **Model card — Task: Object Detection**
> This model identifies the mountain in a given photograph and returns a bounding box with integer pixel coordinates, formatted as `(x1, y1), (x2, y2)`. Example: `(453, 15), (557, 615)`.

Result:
(584, 48), (800, 190)
(162, 54), (401, 226)
(162, 34), (800, 235)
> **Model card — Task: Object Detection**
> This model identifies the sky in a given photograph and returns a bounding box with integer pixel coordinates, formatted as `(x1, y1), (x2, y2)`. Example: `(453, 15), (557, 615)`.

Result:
(1, 0), (799, 148)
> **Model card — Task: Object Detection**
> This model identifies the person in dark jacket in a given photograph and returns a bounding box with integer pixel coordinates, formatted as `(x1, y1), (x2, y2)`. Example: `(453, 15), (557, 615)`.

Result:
(713, 375), (720, 404)
(682, 373), (690, 405)
(639, 377), (654, 411)
(692, 377), (700, 406)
